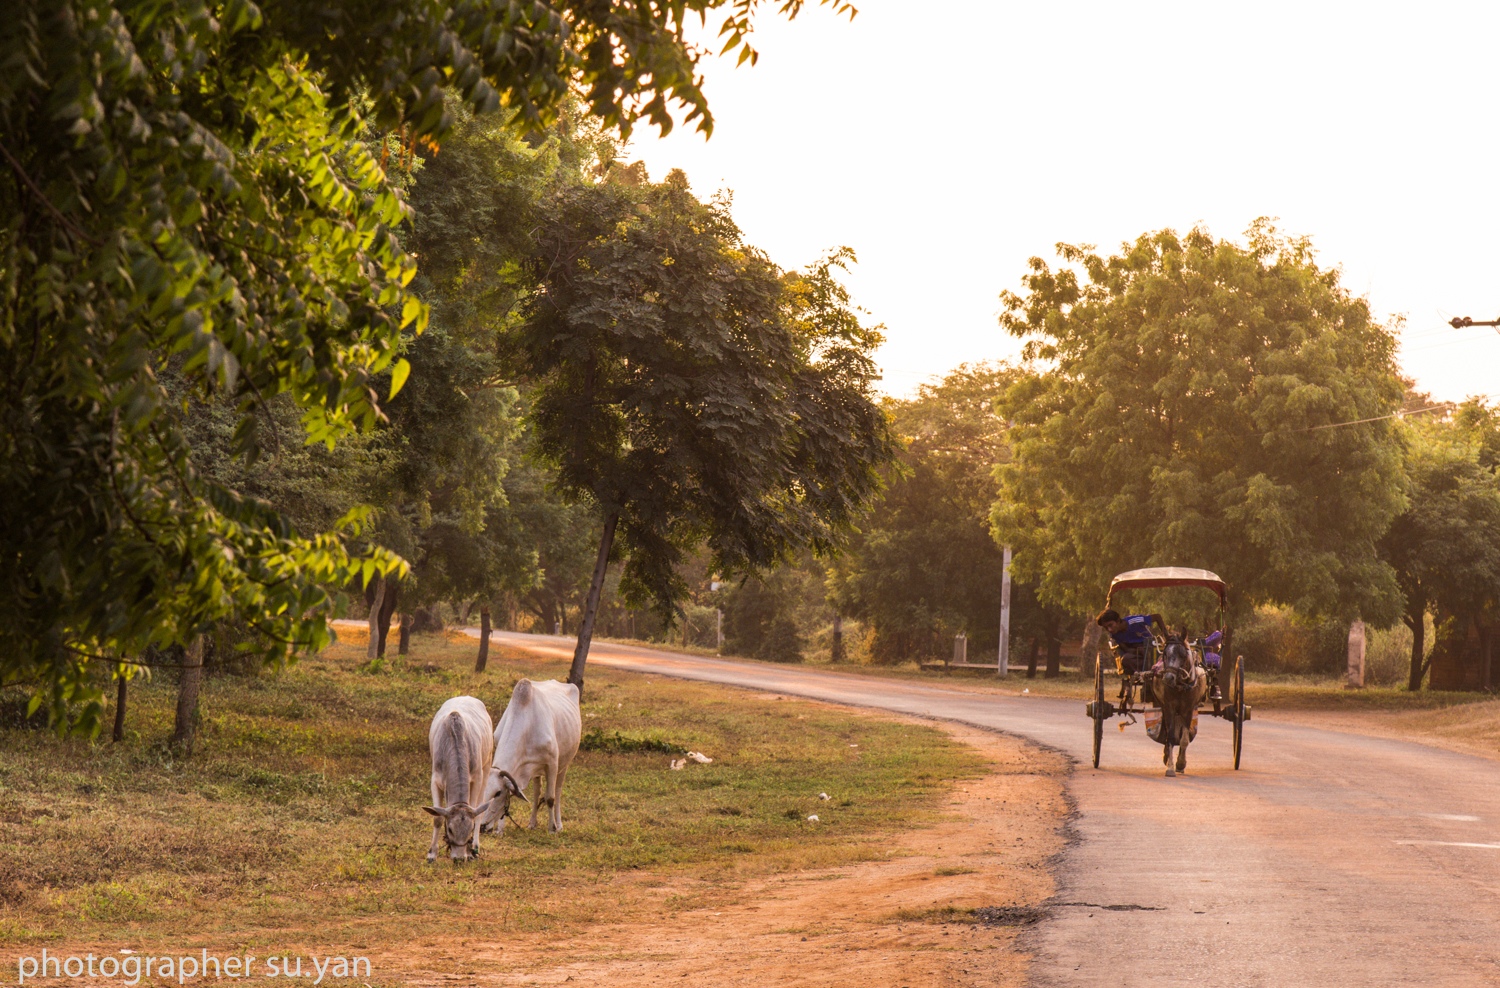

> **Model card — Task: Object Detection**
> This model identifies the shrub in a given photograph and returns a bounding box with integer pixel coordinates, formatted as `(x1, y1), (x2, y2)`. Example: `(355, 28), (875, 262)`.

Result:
(1232, 608), (1348, 676)
(756, 616), (804, 664)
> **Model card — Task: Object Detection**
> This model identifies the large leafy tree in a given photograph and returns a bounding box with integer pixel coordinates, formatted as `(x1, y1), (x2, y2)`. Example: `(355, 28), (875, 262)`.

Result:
(511, 176), (897, 693)
(1, 0), (847, 730)
(1381, 400), (1500, 690)
(992, 222), (1407, 627)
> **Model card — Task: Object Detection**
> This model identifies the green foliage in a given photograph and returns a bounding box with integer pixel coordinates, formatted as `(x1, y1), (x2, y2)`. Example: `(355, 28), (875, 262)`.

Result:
(6, 0), (848, 729)
(1232, 607), (1349, 677)
(828, 363), (1022, 663)
(512, 177), (898, 625)
(391, 99), (620, 611)
(722, 573), (786, 656)
(992, 222), (1407, 625)
(579, 728), (687, 754)
(2, 1), (433, 730)
(1380, 399), (1500, 687)
(756, 615), (805, 664)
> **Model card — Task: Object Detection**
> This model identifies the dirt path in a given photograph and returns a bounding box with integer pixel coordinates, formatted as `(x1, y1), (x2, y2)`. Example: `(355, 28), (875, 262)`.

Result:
(395, 706), (1072, 988)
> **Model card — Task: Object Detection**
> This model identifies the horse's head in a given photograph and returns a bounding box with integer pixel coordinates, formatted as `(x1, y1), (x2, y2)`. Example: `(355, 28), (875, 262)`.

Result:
(1158, 635), (1195, 694)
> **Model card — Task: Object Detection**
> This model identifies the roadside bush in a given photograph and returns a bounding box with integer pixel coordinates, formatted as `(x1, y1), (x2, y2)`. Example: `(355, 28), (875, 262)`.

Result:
(1232, 608), (1347, 676)
(680, 603), (722, 650)
(757, 615), (804, 663)
(867, 626), (951, 665)
(1363, 623), (1412, 686)
(721, 577), (783, 657)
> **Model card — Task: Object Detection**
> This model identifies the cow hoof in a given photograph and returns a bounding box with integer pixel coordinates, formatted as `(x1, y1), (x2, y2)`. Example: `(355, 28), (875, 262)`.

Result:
(1164, 768), (1176, 777)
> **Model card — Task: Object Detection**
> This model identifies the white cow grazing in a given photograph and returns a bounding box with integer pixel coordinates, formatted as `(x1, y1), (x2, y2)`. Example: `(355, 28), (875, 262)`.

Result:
(424, 695), (495, 863)
(481, 679), (582, 834)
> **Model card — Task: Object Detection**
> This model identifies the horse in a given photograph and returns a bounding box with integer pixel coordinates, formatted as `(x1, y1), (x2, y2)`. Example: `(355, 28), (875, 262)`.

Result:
(1150, 633), (1207, 777)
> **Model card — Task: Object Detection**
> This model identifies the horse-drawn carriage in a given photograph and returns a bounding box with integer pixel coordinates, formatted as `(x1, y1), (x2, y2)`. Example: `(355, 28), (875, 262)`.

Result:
(1084, 567), (1250, 774)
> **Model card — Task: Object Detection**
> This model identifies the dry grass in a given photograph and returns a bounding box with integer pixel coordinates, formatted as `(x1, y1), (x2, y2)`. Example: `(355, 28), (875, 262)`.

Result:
(0, 632), (986, 982)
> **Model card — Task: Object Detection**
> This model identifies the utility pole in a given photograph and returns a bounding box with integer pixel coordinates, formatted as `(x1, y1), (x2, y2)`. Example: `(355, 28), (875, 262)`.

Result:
(998, 545), (1012, 677)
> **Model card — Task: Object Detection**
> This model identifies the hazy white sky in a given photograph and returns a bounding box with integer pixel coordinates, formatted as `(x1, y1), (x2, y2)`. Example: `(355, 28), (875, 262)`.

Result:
(628, 0), (1500, 401)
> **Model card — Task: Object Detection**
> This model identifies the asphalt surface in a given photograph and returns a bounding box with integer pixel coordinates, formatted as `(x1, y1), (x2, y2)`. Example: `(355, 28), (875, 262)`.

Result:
(483, 630), (1500, 986)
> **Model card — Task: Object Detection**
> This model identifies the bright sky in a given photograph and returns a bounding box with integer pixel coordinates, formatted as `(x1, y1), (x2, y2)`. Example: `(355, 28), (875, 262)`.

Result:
(627, 0), (1500, 402)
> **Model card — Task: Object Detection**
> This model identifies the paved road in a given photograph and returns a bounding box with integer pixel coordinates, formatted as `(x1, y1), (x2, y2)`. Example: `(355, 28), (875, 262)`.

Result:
(485, 631), (1500, 986)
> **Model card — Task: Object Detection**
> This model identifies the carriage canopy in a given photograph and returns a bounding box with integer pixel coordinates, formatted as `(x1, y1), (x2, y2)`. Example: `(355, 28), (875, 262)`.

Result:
(1106, 567), (1227, 608)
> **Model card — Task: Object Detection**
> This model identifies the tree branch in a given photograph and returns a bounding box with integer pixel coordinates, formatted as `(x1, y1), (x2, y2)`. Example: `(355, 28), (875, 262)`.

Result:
(0, 139), (104, 247)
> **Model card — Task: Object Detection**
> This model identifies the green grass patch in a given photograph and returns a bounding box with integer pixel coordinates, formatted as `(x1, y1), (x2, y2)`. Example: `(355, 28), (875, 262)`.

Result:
(887, 904), (978, 925)
(0, 631), (987, 958)
(579, 728), (687, 754)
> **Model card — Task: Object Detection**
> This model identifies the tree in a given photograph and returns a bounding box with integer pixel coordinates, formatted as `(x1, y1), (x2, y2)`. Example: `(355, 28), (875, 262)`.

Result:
(824, 362), (1076, 669)
(510, 176), (897, 694)
(722, 566), (813, 661)
(828, 364), (1011, 662)
(992, 222), (1407, 627)
(1381, 400), (1500, 689)
(2, 0), (846, 730)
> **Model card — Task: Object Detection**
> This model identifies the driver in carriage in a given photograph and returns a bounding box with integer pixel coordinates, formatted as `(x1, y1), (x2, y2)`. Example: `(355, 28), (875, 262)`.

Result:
(1095, 608), (1165, 676)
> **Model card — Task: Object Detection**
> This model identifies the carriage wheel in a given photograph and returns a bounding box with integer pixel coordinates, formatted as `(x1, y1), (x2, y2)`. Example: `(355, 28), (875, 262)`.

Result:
(1232, 655), (1245, 770)
(1092, 656), (1105, 768)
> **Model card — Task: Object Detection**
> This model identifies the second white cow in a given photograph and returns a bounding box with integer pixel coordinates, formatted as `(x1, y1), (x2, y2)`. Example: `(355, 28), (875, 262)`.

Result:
(481, 679), (581, 834)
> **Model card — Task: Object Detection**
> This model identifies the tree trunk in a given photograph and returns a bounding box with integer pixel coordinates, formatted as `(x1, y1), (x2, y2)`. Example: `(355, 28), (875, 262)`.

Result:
(399, 610), (413, 656)
(568, 511), (619, 700)
(1026, 637), (1040, 679)
(1484, 622), (1494, 691)
(535, 595), (558, 636)
(1406, 606), (1427, 692)
(171, 636), (204, 756)
(366, 574), (385, 663)
(830, 613), (845, 663)
(1043, 614), (1062, 678)
(377, 577), (399, 657)
(475, 606), (492, 673)
(112, 671), (128, 743)
(1080, 620), (1103, 672)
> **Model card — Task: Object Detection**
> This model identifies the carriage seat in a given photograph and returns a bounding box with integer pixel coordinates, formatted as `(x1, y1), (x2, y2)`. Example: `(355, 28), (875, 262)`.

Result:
(1196, 629), (1223, 670)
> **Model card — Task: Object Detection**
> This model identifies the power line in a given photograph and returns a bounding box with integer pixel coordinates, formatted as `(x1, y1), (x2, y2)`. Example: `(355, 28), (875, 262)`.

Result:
(1401, 332), (1500, 352)
(1259, 395), (1497, 438)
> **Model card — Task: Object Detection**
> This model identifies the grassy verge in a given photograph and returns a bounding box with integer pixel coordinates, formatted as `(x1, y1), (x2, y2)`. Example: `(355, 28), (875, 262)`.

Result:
(0, 630), (987, 983)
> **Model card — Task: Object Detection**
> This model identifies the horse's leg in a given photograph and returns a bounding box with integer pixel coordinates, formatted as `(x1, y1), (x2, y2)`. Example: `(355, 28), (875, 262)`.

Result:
(1161, 706), (1176, 776)
(1177, 673), (1204, 775)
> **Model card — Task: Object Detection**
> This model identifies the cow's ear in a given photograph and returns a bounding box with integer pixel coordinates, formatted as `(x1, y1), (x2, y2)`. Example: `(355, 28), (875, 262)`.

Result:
(473, 800), (493, 817)
(423, 806), (447, 818)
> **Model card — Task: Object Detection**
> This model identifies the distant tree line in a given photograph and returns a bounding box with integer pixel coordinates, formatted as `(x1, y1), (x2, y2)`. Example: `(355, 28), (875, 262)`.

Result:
(827, 224), (1500, 690)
